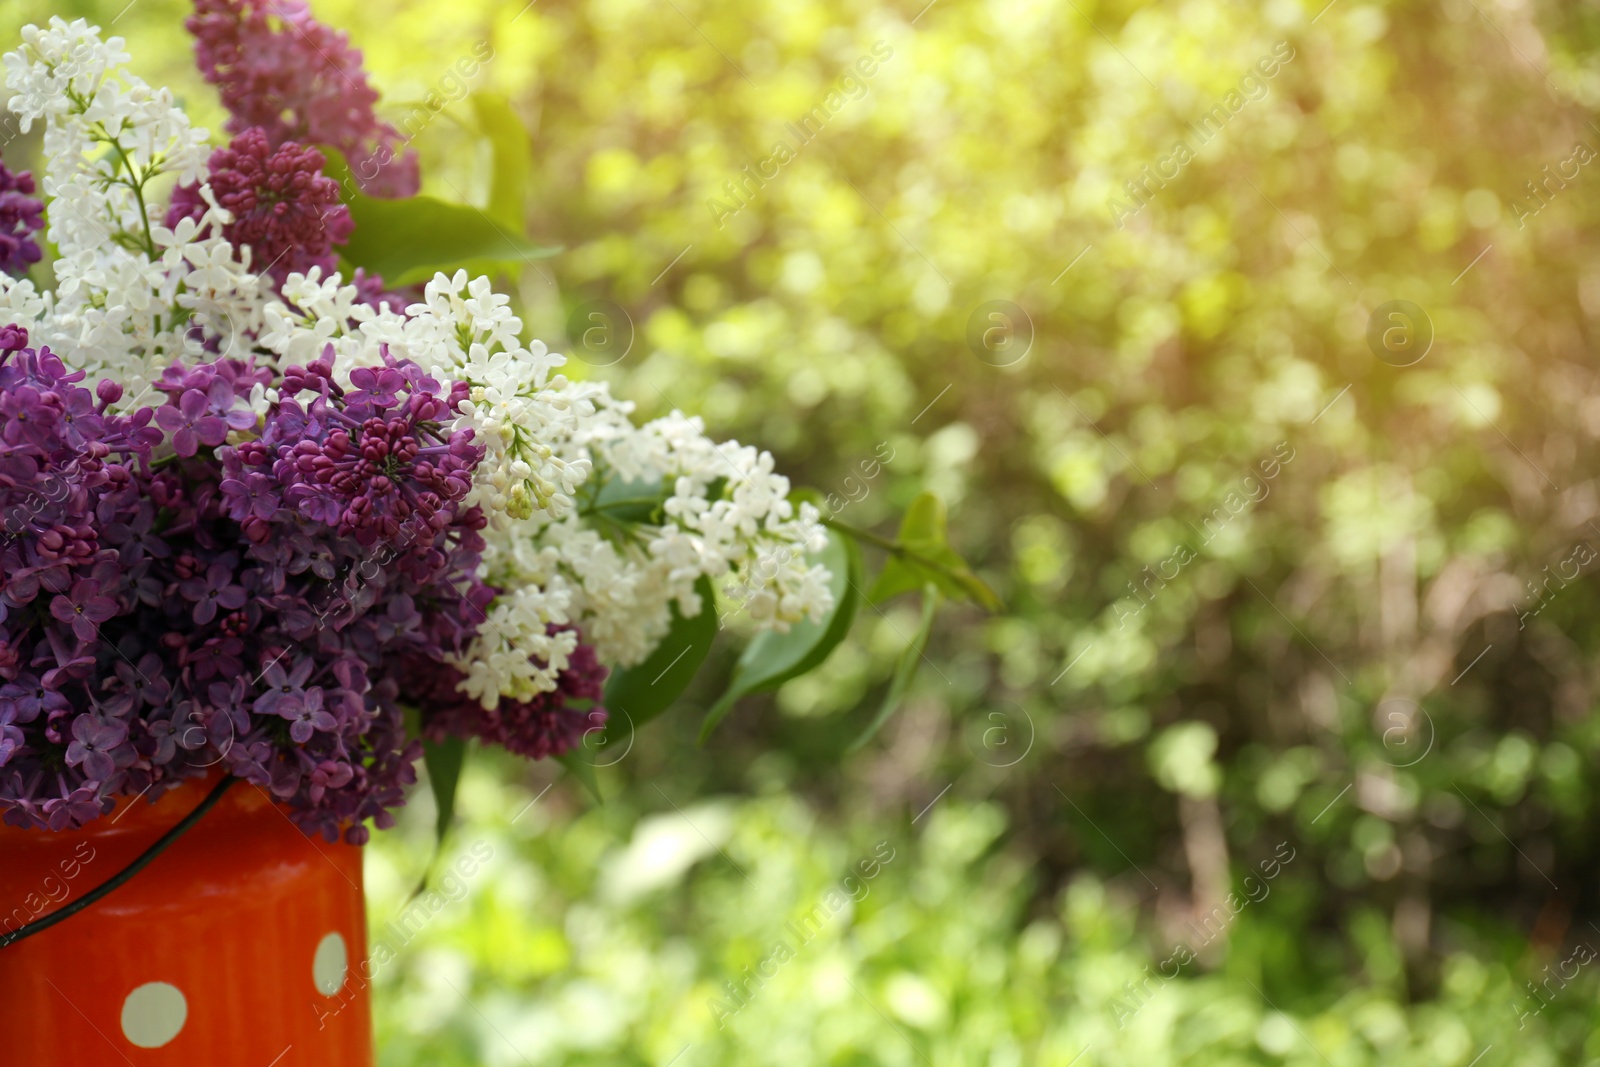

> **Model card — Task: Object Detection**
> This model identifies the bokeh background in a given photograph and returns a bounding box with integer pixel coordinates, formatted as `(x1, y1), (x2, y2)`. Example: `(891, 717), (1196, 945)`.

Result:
(9, 0), (1600, 1062)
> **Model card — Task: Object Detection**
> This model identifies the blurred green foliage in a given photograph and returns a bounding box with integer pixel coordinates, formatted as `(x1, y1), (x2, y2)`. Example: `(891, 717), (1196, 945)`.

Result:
(11, 0), (1600, 1060)
(359, 758), (1600, 1065)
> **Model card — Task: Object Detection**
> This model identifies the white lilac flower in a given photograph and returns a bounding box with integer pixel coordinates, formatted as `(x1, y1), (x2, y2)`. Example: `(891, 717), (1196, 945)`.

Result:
(3, 17), (264, 403)
(444, 584), (577, 709)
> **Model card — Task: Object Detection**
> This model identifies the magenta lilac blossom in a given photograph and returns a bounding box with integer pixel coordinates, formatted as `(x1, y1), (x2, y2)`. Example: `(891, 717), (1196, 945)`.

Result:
(186, 0), (420, 198)
(0, 330), (510, 842)
(167, 129), (354, 284)
(0, 162), (43, 276)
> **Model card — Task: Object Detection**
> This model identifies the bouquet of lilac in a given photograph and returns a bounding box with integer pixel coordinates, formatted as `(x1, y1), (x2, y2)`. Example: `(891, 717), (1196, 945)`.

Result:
(0, 10), (992, 849)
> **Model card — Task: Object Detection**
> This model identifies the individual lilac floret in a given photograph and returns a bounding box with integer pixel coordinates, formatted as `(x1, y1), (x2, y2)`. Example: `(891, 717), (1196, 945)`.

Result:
(178, 560), (248, 625)
(0, 163), (43, 277)
(48, 580), (117, 642)
(155, 384), (231, 456)
(186, 0), (420, 198)
(66, 715), (132, 781)
(167, 129), (354, 284)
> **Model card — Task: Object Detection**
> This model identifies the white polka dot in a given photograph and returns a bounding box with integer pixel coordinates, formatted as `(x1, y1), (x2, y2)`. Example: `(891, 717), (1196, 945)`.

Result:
(121, 982), (187, 1049)
(313, 931), (348, 996)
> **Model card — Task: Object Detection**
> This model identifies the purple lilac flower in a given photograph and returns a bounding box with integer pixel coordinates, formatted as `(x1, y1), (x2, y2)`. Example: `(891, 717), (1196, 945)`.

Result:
(219, 470), (278, 522)
(351, 268), (408, 313)
(104, 653), (173, 715)
(178, 560), (249, 625)
(0, 323), (492, 842)
(253, 656), (314, 719)
(238, 347), (481, 549)
(65, 715), (131, 781)
(0, 716), (21, 766)
(41, 780), (111, 831)
(186, 0), (420, 198)
(166, 129), (355, 284)
(283, 687), (336, 745)
(48, 580), (117, 642)
(0, 162), (44, 277)
(188, 636), (246, 682)
(0, 677), (70, 725)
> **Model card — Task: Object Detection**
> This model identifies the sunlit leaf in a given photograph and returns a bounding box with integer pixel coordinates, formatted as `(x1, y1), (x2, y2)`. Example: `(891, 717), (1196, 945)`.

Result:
(866, 492), (1002, 611)
(471, 91), (532, 231)
(848, 584), (938, 751)
(700, 529), (862, 742)
(321, 146), (558, 286)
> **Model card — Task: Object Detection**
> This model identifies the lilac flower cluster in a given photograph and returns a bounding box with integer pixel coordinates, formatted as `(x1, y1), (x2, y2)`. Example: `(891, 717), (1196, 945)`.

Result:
(186, 0), (420, 198)
(225, 351), (479, 549)
(0, 161), (44, 277)
(0, 328), (607, 842)
(411, 632), (609, 761)
(167, 129), (353, 284)
(0, 328), (164, 829)
(0, 9), (634, 846)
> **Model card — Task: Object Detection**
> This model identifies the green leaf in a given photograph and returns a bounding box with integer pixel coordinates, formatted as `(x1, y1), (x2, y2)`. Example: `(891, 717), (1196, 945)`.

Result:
(603, 574), (719, 732)
(470, 91), (531, 231)
(899, 489), (948, 547)
(320, 146), (558, 287)
(410, 735), (465, 897)
(866, 554), (928, 604)
(848, 585), (939, 752)
(340, 194), (560, 286)
(556, 750), (603, 803)
(699, 529), (862, 743)
(866, 492), (1003, 611)
(589, 477), (669, 525)
(422, 736), (466, 847)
